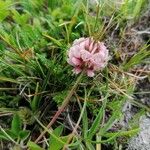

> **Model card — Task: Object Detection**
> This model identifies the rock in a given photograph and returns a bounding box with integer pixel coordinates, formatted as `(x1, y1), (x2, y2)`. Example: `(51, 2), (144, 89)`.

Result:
(127, 116), (150, 150)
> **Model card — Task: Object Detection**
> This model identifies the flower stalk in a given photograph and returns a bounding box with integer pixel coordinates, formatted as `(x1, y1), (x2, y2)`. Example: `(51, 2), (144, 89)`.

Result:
(35, 72), (84, 143)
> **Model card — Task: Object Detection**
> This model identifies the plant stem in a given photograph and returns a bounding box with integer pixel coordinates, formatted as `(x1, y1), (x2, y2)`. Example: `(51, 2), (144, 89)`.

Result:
(35, 72), (84, 143)
(62, 90), (87, 150)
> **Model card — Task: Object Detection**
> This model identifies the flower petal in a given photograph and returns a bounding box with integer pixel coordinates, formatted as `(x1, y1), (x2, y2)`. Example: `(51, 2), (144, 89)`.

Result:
(73, 38), (85, 45)
(87, 69), (95, 77)
(91, 43), (98, 54)
(80, 49), (91, 61)
(67, 58), (74, 66)
(85, 38), (90, 49)
(91, 53), (102, 65)
(89, 40), (94, 52)
(69, 46), (81, 58)
(72, 57), (82, 66)
(73, 67), (82, 74)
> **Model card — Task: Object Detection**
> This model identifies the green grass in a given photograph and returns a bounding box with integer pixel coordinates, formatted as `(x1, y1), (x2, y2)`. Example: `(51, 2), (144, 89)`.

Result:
(0, 0), (149, 149)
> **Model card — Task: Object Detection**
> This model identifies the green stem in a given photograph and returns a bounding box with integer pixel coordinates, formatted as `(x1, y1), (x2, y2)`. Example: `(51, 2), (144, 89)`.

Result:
(62, 88), (87, 149)
(35, 72), (84, 143)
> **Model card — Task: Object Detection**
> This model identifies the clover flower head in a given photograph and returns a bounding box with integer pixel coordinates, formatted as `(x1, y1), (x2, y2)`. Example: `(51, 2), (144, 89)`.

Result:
(67, 37), (109, 77)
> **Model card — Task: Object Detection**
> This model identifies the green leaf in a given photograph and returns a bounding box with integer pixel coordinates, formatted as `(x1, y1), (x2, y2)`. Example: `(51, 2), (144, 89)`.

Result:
(35, 117), (66, 149)
(11, 113), (22, 136)
(19, 130), (30, 140)
(0, 77), (20, 84)
(0, 131), (9, 140)
(31, 69), (51, 111)
(49, 125), (65, 150)
(133, 0), (144, 19)
(0, 129), (17, 140)
(82, 108), (88, 138)
(87, 101), (106, 139)
(99, 110), (122, 136)
(49, 136), (68, 150)
(27, 141), (44, 150)
(12, 9), (30, 25)
(31, 82), (40, 112)
(104, 128), (140, 139)
(0, 0), (11, 22)
(123, 44), (150, 70)
(43, 34), (63, 47)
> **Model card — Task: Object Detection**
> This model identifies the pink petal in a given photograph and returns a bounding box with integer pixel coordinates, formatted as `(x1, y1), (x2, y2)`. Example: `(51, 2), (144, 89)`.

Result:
(87, 69), (95, 77)
(73, 67), (82, 74)
(67, 58), (74, 66)
(80, 49), (91, 61)
(89, 40), (94, 52)
(72, 57), (82, 66)
(93, 63), (104, 70)
(69, 46), (81, 58)
(99, 43), (108, 56)
(85, 38), (90, 49)
(73, 46), (82, 58)
(99, 42), (107, 51)
(73, 38), (85, 45)
(68, 49), (74, 58)
(79, 42), (86, 49)
(90, 53), (107, 70)
(91, 43), (98, 54)
(91, 53), (102, 65)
